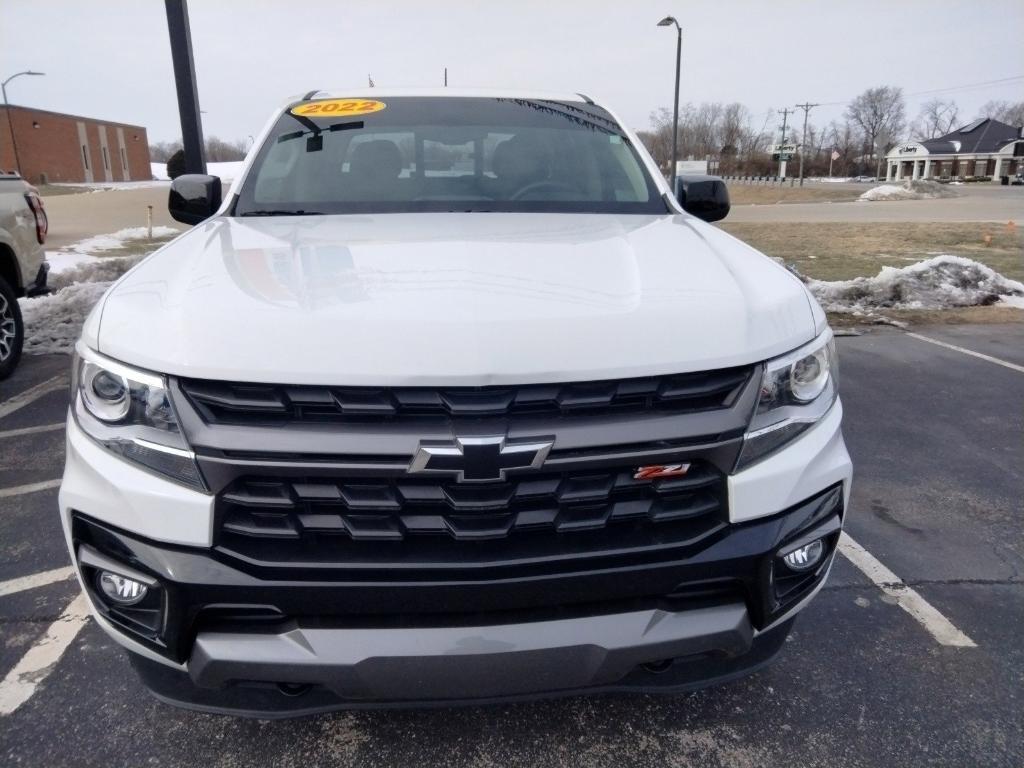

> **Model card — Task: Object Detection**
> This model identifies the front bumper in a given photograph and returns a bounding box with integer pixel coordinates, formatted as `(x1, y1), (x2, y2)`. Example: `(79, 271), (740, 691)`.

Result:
(59, 401), (851, 714)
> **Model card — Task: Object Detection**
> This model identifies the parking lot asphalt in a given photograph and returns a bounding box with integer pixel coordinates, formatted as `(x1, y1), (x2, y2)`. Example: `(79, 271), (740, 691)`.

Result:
(0, 324), (1021, 768)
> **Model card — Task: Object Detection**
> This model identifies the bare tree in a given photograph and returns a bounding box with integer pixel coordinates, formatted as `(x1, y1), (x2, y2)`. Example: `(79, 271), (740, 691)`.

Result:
(978, 100), (1024, 127)
(912, 99), (960, 140)
(846, 86), (906, 179)
(149, 140), (183, 163)
(204, 136), (248, 162)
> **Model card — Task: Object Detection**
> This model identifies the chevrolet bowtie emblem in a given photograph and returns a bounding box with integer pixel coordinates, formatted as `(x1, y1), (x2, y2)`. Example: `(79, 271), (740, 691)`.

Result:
(409, 435), (554, 483)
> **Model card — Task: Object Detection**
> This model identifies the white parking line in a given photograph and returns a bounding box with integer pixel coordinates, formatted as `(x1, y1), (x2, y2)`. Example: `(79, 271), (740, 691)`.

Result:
(0, 375), (68, 420)
(0, 592), (90, 716)
(907, 332), (1024, 374)
(0, 479), (62, 499)
(0, 422), (66, 440)
(839, 532), (976, 648)
(0, 566), (75, 598)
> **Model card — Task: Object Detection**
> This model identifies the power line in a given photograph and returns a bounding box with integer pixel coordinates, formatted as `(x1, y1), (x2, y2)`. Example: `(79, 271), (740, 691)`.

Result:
(905, 74), (1024, 98)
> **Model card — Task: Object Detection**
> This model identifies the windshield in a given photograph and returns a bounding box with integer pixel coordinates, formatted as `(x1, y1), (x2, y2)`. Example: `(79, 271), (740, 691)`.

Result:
(233, 97), (667, 216)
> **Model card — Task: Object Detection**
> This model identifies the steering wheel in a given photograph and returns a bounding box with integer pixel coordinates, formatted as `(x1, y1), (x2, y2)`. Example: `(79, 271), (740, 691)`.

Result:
(511, 180), (580, 201)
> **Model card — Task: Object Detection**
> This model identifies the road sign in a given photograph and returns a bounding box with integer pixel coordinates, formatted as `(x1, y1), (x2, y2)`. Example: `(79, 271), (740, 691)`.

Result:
(770, 144), (797, 154)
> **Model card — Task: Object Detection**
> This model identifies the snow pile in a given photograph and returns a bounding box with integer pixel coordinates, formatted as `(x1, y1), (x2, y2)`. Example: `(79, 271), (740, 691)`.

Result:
(20, 282), (112, 355)
(807, 256), (1024, 313)
(151, 161), (244, 182)
(45, 225), (179, 278)
(19, 227), (178, 354)
(859, 179), (962, 202)
(50, 255), (143, 292)
(65, 226), (179, 258)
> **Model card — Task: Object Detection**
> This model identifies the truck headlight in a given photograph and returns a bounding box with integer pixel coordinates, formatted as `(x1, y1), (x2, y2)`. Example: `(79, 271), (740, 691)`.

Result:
(735, 330), (838, 470)
(72, 342), (206, 491)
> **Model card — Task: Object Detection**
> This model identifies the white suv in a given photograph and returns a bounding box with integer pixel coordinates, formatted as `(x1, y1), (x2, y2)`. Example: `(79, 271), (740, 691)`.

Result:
(60, 90), (851, 717)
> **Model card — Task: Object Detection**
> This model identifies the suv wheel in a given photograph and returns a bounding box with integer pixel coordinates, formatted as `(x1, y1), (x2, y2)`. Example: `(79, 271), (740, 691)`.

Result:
(0, 275), (24, 380)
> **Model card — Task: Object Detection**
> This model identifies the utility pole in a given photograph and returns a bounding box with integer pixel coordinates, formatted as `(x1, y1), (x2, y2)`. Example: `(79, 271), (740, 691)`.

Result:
(795, 102), (819, 186)
(777, 108), (792, 179)
(164, 0), (206, 174)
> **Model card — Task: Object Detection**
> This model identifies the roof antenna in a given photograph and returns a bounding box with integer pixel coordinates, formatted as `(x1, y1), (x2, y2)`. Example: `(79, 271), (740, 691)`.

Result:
(444, 67), (448, 87)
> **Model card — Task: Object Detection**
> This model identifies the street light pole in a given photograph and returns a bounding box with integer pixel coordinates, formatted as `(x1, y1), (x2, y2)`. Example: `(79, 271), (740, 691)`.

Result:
(1, 70), (45, 177)
(657, 16), (682, 180)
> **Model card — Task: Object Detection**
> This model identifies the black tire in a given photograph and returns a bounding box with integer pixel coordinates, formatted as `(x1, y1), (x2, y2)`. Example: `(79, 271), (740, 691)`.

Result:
(0, 274), (24, 381)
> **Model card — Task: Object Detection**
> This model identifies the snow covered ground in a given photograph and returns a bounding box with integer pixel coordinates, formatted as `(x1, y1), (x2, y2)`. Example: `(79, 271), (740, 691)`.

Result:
(19, 227), (179, 355)
(150, 160), (245, 182)
(859, 179), (962, 202)
(807, 255), (1024, 313)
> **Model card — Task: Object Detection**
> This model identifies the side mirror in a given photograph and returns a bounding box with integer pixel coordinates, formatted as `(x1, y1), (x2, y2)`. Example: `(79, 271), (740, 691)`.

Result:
(169, 174), (222, 224)
(673, 174), (730, 223)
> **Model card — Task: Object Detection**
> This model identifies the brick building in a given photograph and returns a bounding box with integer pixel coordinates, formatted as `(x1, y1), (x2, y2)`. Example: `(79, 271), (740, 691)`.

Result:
(0, 105), (151, 185)
(885, 118), (1023, 182)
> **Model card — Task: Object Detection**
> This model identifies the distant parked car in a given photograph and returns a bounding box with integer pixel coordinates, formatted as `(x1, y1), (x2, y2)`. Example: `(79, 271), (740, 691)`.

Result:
(0, 173), (49, 379)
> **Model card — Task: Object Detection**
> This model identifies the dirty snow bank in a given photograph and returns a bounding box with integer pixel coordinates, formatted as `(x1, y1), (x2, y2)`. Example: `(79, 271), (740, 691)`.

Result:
(859, 179), (962, 202)
(48, 226), (178, 271)
(807, 255), (1024, 312)
(20, 228), (177, 354)
(19, 282), (113, 355)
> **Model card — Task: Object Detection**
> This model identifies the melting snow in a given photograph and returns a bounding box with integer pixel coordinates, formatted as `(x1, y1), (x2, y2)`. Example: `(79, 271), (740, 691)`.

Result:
(20, 282), (113, 356)
(19, 227), (179, 354)
(859, 179), (962, 202)
(807, 256), (1024, 312)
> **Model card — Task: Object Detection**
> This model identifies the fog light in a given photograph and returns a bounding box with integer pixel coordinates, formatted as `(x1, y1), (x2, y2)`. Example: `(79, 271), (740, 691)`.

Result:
(781, 539), (825, 572)
(98, 571), (148, 605)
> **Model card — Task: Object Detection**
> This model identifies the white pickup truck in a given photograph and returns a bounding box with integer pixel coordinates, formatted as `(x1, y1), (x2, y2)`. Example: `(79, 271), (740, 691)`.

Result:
(60, 89), (851, 716)
(0, 173), (49, 379)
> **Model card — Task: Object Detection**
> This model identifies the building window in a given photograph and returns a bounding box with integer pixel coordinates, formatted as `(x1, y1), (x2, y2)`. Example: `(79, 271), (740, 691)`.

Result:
(81, 146), (90, 170)
(120, 147), (128, 171)
(975, 160), (987, 176)
(102, 146), (110, 170)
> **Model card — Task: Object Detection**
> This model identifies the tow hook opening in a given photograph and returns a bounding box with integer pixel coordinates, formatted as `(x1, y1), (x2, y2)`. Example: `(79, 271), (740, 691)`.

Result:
(641, 659), (675, 674)
(276, 682), (312, 697)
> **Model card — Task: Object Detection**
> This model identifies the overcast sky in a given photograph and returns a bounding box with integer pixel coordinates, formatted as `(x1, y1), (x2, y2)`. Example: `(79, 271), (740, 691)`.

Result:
(2, 0), (1022, 144)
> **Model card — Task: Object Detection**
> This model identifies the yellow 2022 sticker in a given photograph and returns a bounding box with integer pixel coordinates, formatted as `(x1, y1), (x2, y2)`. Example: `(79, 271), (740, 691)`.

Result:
(290, 99), (386, 118)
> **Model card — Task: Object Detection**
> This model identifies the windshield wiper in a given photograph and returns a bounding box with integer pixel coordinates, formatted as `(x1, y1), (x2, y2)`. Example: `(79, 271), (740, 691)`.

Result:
(239, 209), (324, 217)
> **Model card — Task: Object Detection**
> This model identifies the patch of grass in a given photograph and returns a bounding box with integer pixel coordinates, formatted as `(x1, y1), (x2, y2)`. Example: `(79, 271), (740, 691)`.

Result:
(718, 221), (1024, 282)
(828, 306), (1024, 327)
(35, 184), (93, 197)
(726, 184), (860, 205)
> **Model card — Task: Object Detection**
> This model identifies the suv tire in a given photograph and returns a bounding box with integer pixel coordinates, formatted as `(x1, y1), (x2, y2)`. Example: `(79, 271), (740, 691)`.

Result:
(0, 275), (24, 380)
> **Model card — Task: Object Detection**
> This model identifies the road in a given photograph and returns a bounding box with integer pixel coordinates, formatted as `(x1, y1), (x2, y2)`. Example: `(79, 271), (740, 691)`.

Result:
(728, 183), (1024, 223)
(41, 186), (177, 250)
(0, 324), (1021, 767)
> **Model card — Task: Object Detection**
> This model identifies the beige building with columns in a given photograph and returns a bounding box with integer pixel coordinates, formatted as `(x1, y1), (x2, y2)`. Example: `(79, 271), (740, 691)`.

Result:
(885, 118), (1022, 182)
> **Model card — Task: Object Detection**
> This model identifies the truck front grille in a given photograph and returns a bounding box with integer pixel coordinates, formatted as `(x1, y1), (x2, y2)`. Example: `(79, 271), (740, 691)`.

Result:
(180, 368), (752, 425)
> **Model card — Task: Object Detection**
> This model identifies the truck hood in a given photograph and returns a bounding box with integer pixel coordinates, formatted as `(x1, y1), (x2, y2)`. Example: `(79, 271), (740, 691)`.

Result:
(95, 213), (817, 385)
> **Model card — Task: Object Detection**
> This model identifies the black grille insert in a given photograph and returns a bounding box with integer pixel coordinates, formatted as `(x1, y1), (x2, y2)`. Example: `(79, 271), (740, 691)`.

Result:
(182, 368), (752, 425)
(216, 462), (727, 556)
